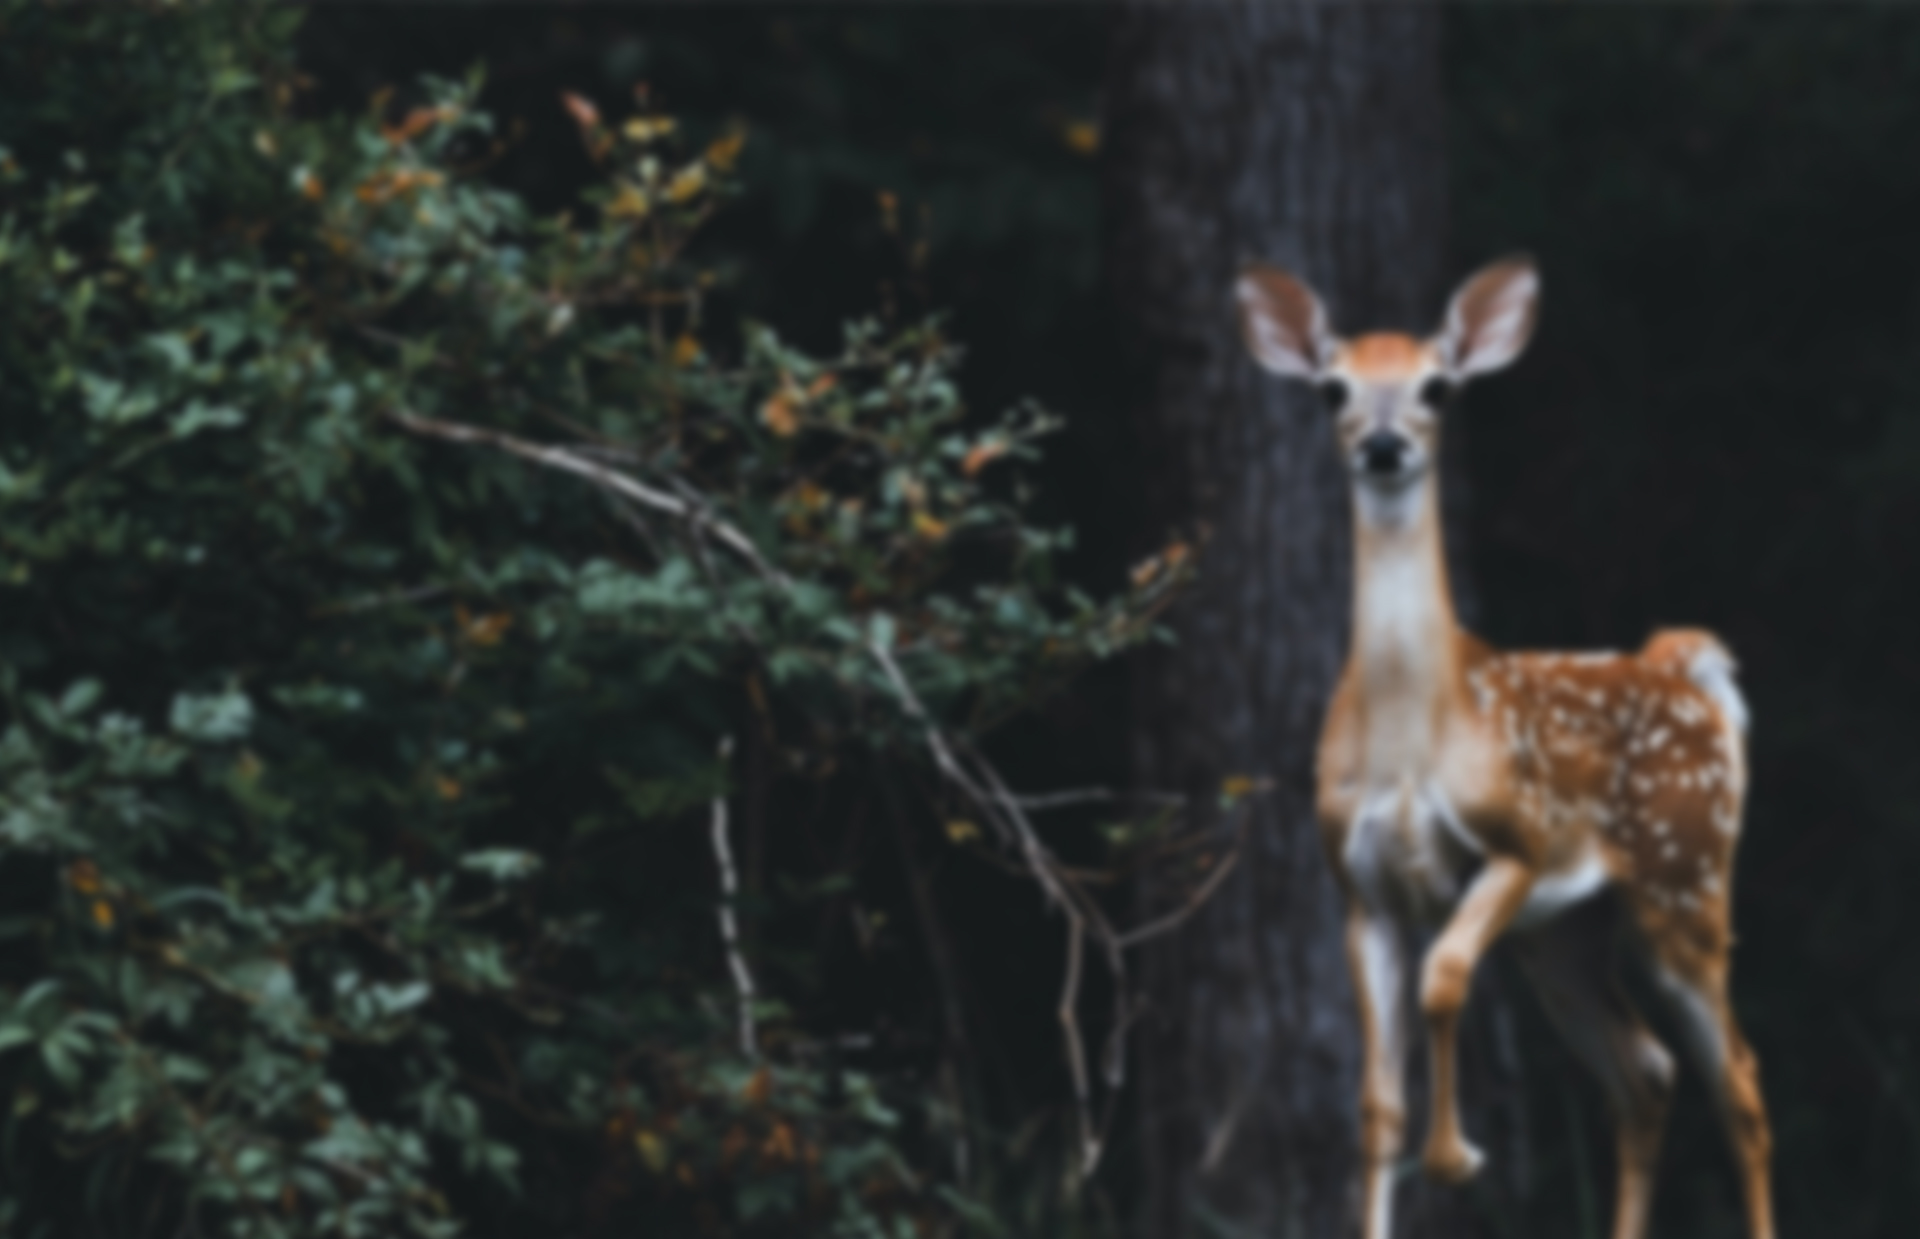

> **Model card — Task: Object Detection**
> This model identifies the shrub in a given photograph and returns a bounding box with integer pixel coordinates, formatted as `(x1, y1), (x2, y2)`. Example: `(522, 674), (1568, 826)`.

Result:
(0, 5), (1176, 1236)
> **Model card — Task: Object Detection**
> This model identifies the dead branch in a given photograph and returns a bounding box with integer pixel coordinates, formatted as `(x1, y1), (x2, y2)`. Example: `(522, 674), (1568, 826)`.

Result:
(385, 408), (788, 586)
(709, 735), (757, 1059)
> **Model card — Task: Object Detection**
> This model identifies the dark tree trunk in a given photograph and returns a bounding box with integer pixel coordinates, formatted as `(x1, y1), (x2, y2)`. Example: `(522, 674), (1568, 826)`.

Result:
(1104, 4), (1511, 1235)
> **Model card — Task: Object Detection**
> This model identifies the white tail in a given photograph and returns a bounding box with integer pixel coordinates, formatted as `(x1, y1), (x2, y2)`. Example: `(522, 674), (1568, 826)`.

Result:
(1235, 259), (1774, 1239)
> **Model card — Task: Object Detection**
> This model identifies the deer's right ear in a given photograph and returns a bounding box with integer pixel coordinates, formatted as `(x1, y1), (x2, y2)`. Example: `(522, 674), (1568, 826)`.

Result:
(1235, 264), (1333, 379)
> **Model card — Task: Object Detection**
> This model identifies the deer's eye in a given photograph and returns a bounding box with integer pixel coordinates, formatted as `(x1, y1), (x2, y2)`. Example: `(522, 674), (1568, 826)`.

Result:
(1419, 377), (1455, 409)
(1317, 380), (1350, 413)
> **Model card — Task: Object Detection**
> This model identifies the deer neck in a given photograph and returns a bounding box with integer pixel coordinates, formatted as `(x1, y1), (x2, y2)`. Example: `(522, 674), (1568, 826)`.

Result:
(1350, 476), (1461, 775)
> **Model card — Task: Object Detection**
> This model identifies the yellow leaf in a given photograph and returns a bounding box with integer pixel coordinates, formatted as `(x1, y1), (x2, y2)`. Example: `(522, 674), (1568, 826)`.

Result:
(635, 1130), (669, 1173)
(1062, 120), (1100, 156)
(704, 128), (746, 171)
(606, 183), (651, 221)
(944, 820), (980, 845)
(671, 333), (701, 368)
(253, 129), (278, 158)
(67, 859), (101, 895)
(623, 115), (678, 143)
(912, 512), (949, 541)
(664, 162), (707, 204)
(1220, 775), (1255, 799)
(90, 900), (114, 930)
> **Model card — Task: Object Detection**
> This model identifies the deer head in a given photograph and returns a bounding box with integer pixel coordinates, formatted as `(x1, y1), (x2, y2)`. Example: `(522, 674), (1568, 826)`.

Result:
(1233, 258), (1540, 500)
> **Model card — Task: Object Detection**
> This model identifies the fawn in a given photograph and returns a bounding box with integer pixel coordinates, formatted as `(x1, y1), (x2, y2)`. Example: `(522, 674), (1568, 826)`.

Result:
(1233, 258), (1773, 1239)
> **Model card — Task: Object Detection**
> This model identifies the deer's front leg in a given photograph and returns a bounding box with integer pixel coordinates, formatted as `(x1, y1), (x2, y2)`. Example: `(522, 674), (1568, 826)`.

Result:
(1347, 910), (1410, 1239)
(1419, 854), (1535, 1183)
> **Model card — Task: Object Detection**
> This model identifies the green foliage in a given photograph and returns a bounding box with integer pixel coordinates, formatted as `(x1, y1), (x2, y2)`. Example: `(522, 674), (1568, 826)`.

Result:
(0, 5), (1170, 1235)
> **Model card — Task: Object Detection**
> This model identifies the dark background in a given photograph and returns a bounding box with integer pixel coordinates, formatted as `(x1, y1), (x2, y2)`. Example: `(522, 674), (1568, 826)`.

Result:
(295, 5), (1920, 1235)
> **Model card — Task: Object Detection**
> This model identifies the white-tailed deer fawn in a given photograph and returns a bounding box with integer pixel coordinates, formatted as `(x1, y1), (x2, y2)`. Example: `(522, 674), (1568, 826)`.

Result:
(1233, 259), (1773, 1239)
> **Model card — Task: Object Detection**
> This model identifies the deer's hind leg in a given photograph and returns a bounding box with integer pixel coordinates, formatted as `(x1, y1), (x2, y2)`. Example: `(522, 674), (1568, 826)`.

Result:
(1642, 913), (1775, 1239)
(1514, 894), (1675, 1239)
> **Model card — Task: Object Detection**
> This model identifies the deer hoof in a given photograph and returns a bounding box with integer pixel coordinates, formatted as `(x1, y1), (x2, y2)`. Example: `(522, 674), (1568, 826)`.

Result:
(1421, 1137), (1485, 1185)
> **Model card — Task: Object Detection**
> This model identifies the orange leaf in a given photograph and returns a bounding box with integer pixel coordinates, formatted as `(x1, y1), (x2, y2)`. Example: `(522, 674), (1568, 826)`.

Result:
(299, 171), (325, 201)
(67, 858), (101, 895)
(741, 1065), (773, 1105)
(382, 106), (441, 146)
(90, 900), (114, 929)
(761, 392), (799, 438)
(671, 333), (701, 368)
(434, 774), (462, 802)
(761, 1121), (797, 1164)
(962, 441), (1006, 477)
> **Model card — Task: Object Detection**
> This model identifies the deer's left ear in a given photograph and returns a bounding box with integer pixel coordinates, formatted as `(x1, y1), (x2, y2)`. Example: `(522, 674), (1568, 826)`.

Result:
(1436, 257), (1539, 378)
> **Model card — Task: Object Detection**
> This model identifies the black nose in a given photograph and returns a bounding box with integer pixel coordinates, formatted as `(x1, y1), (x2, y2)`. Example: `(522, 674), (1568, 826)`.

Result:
(1359, 432), (1408, 474)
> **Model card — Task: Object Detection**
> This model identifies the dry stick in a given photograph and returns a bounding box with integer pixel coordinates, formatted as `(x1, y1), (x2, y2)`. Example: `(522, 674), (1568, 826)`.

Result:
(710, 735), (757, 1059)
(871, 641), (1117, 1172)
(1116, 818), (1245, 949)
(385, 409), (789, 586)
(1058, 917), (1095, 1172)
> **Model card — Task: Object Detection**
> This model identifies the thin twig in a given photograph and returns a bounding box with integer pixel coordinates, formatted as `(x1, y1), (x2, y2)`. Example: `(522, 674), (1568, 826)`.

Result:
(386, 408), (788, 586)
(1000, 787), (1186, 813)
(709, 735), (757, 1059)
(1116, 840), (1244, 948)
(1058, 917), (1097, 1171)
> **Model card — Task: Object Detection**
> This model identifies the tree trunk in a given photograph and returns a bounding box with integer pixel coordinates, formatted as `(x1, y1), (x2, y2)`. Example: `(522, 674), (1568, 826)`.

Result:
(1105, 4), (1511, 1235)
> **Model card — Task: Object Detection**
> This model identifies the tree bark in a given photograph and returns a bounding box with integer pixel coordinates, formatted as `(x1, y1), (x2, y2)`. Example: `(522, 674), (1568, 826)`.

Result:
(1104, 4), (1509, 1236)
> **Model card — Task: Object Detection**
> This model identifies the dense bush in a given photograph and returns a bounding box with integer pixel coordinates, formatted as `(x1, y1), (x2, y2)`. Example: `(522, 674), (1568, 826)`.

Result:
(0, 6), (1177, 1235)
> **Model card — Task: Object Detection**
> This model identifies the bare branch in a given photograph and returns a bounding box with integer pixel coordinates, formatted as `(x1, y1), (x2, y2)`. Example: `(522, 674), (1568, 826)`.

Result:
(1116, 828), (1245, 948)
(385, 408), (788, 587)
(709, 735), (757, 1059)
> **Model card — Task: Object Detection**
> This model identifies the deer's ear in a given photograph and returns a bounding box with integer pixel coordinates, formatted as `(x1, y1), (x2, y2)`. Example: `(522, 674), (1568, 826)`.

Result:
(1437, 257), (1539, 378)
(1235, 263), (1333, 379)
